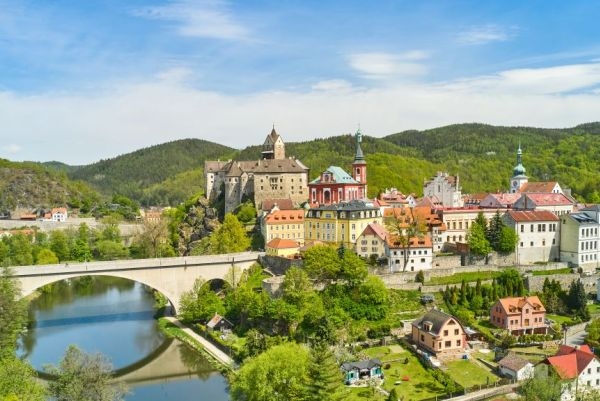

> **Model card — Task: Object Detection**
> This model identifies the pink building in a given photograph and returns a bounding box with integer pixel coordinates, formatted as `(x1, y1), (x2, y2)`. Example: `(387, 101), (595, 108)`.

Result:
(490, 296), (548, 336)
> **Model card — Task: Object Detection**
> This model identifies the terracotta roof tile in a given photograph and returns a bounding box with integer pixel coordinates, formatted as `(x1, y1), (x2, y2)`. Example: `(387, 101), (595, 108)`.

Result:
(506, 210), (559, 222)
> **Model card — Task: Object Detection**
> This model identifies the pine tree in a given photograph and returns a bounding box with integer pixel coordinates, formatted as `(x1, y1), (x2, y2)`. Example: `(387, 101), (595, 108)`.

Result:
(306, 343), (345, 401)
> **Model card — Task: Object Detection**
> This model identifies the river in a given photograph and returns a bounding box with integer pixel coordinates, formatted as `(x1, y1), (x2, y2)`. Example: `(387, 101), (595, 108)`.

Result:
(18, 275), (230, 401)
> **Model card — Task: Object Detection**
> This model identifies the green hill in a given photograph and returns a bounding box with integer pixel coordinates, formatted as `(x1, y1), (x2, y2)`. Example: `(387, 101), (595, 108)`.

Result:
(0, 159), (99, 213)
(69, 139), (236, 205)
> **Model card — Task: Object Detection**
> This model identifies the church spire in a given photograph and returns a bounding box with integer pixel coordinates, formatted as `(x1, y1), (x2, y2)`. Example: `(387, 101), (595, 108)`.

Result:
(354, 128), (365, 162)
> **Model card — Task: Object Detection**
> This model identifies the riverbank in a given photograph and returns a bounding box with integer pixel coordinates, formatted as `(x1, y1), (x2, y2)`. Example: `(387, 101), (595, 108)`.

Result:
(158, 317), (237, 373)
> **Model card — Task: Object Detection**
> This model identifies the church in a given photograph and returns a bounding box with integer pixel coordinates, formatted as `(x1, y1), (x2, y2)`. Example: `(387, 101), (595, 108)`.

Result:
(204, 128), (309, 214)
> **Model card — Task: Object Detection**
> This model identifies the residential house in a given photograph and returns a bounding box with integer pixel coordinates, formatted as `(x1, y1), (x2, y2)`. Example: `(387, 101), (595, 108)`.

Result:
(265, 238), (300, 258)
(512, 193), (574, 216)
(439, 208), (499, 246)
(544, 344), (600, 401)
(490, 296), (548, 336)
(304, 200), (382, 249)
(411, 309), (468, 358)
(261, 208), (305, 245)
(378, 188), (416, 208)
(308, 130), (367, 205)
(560, 206), (600, 269)
(355, 222), (387, 260)
(423, 172), (464, 208)
(503, 210), (560, 264)
(387, 235), (433, 272)
(383, 206), (446, 252)
(204, 128), (309, 213)
(479, 193), (521, 209)
(498, 353), (534, 381)
(206, 313), (234, 333)
(520, 181), (564, 195)
(341, 359), (383, 384)
(50, 207), (68, 222)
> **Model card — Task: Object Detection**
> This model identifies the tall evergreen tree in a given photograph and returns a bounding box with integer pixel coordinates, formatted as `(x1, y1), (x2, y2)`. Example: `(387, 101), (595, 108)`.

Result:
(306, 343), (345, 401)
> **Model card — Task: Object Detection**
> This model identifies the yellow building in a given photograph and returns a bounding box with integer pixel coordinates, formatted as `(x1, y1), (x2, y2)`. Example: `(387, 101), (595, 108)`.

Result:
(304, 200), (382, 249)
(266, 238), (300, 258)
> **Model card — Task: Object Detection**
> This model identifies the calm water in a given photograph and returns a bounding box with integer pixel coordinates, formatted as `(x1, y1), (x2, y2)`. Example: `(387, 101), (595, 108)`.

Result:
(18, 276), (229, 401)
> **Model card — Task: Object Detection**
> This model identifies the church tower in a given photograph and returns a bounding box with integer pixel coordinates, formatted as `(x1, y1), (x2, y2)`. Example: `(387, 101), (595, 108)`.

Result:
(352, 128), (367, 198)
(261, 126), (285, 160)
(510, 144), (528, 193)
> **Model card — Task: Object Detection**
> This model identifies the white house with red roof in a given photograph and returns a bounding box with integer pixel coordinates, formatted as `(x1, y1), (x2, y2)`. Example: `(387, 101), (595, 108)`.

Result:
(544, 344), (600, 401)
(44, 207), (68, 222)
(386, 235), (433, 272)
(355, 222), (387, 260)
(513, 193), (574, 216)
(503, 210), (560, 264)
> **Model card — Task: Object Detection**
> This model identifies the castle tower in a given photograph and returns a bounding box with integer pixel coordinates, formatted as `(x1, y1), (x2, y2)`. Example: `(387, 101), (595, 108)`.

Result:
(352, 128), (367, 198)
(510, 144), (528, 193)
(261, 126), (285, 160)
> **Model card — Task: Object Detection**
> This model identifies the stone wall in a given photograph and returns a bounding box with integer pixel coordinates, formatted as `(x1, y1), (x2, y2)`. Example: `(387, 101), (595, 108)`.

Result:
(526, 274), (597, 293)
(259, 255), (303, 276)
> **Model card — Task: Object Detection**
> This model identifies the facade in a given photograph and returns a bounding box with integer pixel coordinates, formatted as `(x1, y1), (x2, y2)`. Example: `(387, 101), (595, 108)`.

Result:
(204, 128), (309, 213)
(304, 200), (382, 249)
(512, 193), (574, 216)
(490, 296), (547, 336)
(498, 353), (534, 381)
(503, 210), (560, 264)
(411, 309), (468, 357)
(544, 345), (600, 401)
(439, 208), (499, 246)
(44, 207), (68, 222)
(386, 235), (433, 272)
(355, 222), (387, 260)
(423, 172), (463, 208)
(560, 206), (600, 269)
(308, 130), (367, 205)
(341, 359), (383, 384)
(261, 208), (305, 245)
(510, 145), (529, 193)
(265, 238), (300, 258)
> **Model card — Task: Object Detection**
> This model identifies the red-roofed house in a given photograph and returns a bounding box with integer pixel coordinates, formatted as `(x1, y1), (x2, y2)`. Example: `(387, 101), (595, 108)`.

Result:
(261, 209), (305, 245)
(503, 210), (560, 264)
(266, 238), (300, 258)
(479, 193), (522, 209)
(490, 296), (547, 336)
(513, 193), (574, 216)
(519, 181), (563, 194)
(386, 235), (433, 272)
(355, 222), (387, 260)
(544, 344), (600, 400)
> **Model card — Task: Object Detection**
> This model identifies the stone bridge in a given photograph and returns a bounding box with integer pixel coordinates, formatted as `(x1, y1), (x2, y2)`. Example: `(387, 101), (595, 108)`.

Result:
(12, 252), (262, 311)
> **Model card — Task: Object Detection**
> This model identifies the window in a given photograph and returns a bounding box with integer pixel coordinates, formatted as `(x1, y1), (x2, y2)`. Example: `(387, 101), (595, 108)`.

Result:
(443, 330), (448, 336)
(456, 340), (461, 346)
(420, 334), (424, 342)
(454, 329), (459, 335)
(445, 341), (451, 348)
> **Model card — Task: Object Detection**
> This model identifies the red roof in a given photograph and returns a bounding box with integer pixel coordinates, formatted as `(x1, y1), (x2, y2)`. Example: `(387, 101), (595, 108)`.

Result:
(522, 193), (573, 206)
(265, 209), (305, 224)
(506, 210), (559, 222)
(360, 222), (387, 241)
(266, 238), (299, 249)
(519, 182), (560, 193)
(497, 296), (546, 314)
(546, 345), (597, 379)
(261, 199), (295, 211)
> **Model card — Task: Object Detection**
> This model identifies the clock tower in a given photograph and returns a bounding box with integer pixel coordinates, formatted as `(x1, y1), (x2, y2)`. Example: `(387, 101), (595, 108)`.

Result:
(510, 144), (528, 193)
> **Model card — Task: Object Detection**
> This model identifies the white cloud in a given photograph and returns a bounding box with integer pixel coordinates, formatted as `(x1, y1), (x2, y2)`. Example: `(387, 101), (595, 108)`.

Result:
(155, 67), (194, 84)
(347, 52), (429, 79)
(1, 144), (21, 155)
(457, 24), (516, 45)
(133, 0), (250, 41)
(2, 61), (600, 165)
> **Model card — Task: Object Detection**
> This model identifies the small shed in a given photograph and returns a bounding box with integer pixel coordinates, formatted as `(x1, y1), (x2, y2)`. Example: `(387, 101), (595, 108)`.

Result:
(341, 358), (383, 384)
(206, 313), (233, 333)
(498, 353), (534, 381)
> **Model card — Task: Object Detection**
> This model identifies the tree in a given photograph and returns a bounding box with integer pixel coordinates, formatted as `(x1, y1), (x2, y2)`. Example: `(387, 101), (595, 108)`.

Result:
(133, 217), (170, 258)
(519, 366), (563, 401)
(231, 342), (310, 401)
(384, 207), (426, 271)
(0, 357), (46, 401)
(35, 248), (59, 265)
(45, 345), (128, 401)
(497, 226), (519, 253)
(235, 201), (256, 224)
(49, 230), (71, 262)
(567, 279), (587, 313)
(302, 245), (341, 282)
(178, 278), (225, 323)
(93, 240), (129, 261)
(467, 218), (491, 257)
(0, 267), (27, 358)
(209, 213), (251, 254)
(339, 250), (368, 287)
(305, 342), (344, 401)
(282, 267), (313, 306)
(71, 224), (92, 262)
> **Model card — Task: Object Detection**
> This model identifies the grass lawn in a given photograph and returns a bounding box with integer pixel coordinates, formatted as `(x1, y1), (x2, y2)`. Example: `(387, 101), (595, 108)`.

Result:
(588, 303), (600, 315)
(361, 345), (446, 400)
(428, 271), (500, 285)
(444, 359), (499, 389)
(530, 267), (572, 276)
(546, 313), (575, 326)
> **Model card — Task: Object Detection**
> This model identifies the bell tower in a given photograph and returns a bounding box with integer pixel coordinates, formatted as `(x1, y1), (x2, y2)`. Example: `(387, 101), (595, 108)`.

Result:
(352, 128), (367, 198)
(510, 144), (528, 193)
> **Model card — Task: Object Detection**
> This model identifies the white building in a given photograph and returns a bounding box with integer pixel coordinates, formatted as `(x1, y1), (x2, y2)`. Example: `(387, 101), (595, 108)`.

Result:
(560, 206), (600, 270)
(503, 210), (560, 265)
(386, 235), (433, 272)
(512, 193), (574, 216)
(423, 172), (463, 208)
(498, 353), (534, 381)
(545, 345), (600, 401)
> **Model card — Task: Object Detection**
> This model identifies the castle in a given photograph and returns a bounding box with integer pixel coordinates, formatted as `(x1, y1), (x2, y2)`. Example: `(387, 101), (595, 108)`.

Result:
(204, 128), (309, 214)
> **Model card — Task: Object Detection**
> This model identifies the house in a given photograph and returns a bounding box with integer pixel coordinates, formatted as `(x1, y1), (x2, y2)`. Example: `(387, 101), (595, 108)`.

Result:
(411, 309), (468, 358)
(261, 208), (305, 245)
(341, 359), (383, 384)
(265, 238), (300, 258)
(498, 353), (534, 380)
(206, 313), (233, 333)
(204, 127), (309, 213)
(386, 235), (433, 272)
(489, 296), (548, 336)
(260, 198), (295, 216)
(383, 206), (446, 252)
(378, 188), (416, 208)
(520, 181), (564, 195)
(560, 205), (600, 269)
(503, 210), (560, 264)
(423, 171), (464, 208)
(50, 207), (68, 221)
(543, 344), (600, 400)
(355, 222), (387, 260)
(304, 199), (382, 249)
(479, 193), (522, 209)
(512, 193), (574, 216)
(439, 208), (499, 246)
(308, 130), (367, 205)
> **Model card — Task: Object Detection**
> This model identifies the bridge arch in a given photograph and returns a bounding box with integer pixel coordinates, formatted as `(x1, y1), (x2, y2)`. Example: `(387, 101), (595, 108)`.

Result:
(12, 252), (262, 312)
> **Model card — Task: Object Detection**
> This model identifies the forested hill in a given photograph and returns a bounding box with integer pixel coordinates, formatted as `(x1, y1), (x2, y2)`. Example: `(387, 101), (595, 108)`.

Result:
(0, 159), (99, 213)
(381, 122), (600, 201)
(69, 139), (236, 206)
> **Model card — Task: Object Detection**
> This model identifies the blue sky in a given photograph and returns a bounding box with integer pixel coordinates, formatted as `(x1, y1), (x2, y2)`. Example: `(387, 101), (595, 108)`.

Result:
(1, 0), (600, 164)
